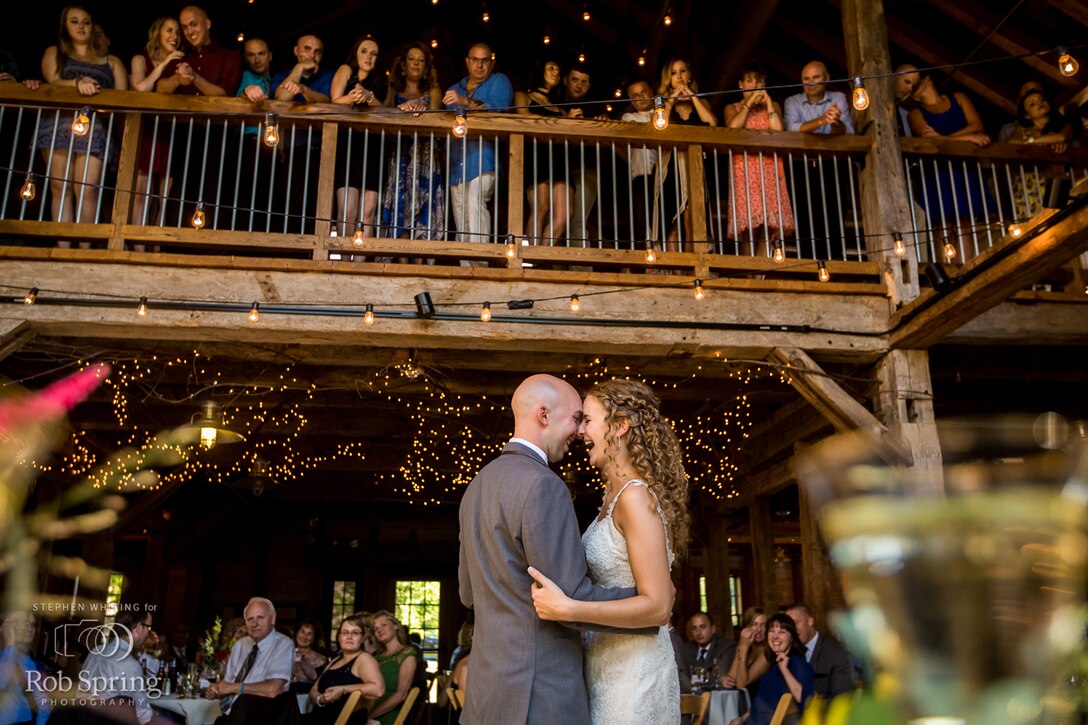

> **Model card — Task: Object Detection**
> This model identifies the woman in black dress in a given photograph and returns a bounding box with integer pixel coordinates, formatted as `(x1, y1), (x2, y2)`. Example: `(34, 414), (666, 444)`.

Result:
(303, 615), (385, 724)
(516, 59), (571, 244)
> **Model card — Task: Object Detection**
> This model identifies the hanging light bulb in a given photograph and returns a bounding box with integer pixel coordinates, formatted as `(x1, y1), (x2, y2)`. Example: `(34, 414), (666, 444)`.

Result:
(263, 112), (280, 148)
(772, 240), (785, 263)
(505, 234), (516, 258)
(578, 52), (586, 63)
(236, 32), (245, 42)
(851, 76), (870, 111)
(652, 96), (669, 130)
(606, 104), (613, 113)
(480, 302), (492, 322)
(569, 294), (581, 312)
(1009, 223), (1023, 238)
(137, 297), (148, 317)
(23, 287), (38, 305)
(644, 241), (657, 263)
(1058, 47), (1079, 77)
(431, 38), (438, 48)
(453, 110), (468, 138)
(248, 302), (260, 322)
(191, 400), (244, 450)
(893, 232), (906, 256)
(191, 201), (206, 229)
(364, 303), (375, 325)
(693, 279), (705, 301)
(638, 55), (646, 67)
(20, 173), (36, 201)
(664, 14), (672, 25)
(615, 88), (623, 98)
(71, 107), (92, 136)
(543, 35), (551, 45)
(817, 260), (830, 282)
(352, 221), (365, 247)
(482, 11), (490, 22)
(583, 9), (591, 21)
(943, 240), (957, 260)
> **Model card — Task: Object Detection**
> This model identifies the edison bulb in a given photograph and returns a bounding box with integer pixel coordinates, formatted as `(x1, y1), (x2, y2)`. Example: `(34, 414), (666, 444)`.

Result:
(851, 77), (870, 111)
(652, 96), (669, 130)
(453, 112), (468, 138)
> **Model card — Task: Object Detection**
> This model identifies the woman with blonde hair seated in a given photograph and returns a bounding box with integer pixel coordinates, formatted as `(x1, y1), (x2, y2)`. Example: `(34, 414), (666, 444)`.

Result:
(369, 611), (421, 725)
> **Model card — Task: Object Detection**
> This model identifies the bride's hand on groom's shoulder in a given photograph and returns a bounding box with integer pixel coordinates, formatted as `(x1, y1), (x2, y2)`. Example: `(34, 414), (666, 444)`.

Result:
(527, 566), (572, 621)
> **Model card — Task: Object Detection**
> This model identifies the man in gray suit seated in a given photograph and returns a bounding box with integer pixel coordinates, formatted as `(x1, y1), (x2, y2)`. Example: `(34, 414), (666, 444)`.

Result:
(679, 611), (737, 691)
(458, 374), (643, 724)
(786, 602), (856, 700)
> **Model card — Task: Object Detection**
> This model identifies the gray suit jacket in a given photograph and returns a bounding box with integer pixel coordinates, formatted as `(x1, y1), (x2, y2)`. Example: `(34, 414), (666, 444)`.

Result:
(458, 442), (635, 725)
(810, 632), (855, 699)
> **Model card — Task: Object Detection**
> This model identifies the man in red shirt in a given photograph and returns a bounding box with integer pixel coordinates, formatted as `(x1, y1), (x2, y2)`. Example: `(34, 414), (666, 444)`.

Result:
(157, 6), (240, 96)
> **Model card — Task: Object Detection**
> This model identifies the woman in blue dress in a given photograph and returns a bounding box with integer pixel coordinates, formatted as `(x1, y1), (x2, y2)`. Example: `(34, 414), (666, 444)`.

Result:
(907, 74), (994, 260)
(380, 42), (445, 242)
(36, 6), (128, 229)
(730, 613), (814, 725)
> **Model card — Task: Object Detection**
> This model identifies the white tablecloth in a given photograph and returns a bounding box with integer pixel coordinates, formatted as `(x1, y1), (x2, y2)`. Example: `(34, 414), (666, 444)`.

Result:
(705, 688), (750, 725)
(152, 695), (221, 724)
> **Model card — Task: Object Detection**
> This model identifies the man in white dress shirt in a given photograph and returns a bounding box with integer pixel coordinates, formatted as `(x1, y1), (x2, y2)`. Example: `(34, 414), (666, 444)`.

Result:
(79, 609), (156, 724)
(207, 597), (295, 723)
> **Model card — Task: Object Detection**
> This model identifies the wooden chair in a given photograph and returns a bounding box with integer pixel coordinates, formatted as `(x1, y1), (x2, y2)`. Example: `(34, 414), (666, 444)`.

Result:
(446, 687), (465, 710)
(679, 691), (711, 725)
(334, 690), (370, 725)
(392, 686), (421, 725)
(768, 692), (797, 725)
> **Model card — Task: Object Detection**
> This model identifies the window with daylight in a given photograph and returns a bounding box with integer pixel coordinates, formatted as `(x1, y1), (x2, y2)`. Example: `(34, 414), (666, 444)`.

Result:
(697, 575), (744, 628)
(395, 580), (440, 673)
(105, 573), (125, 618)
(331, 580), (356, 639)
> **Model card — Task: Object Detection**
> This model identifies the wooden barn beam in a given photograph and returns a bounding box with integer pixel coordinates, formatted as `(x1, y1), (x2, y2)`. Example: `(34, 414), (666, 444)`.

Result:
(749, 495), (780, 609)
(0, 320), (33, 363)
(889, 199), (1088, 349)
(1045, 0), (1088, 29)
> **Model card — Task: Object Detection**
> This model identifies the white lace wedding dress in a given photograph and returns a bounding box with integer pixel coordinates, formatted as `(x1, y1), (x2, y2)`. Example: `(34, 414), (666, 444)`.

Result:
(582, 479), (680, 724)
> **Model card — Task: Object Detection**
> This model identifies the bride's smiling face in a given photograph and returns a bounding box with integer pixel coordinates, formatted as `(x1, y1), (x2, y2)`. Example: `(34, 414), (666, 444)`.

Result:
(580, 395), (627, 469)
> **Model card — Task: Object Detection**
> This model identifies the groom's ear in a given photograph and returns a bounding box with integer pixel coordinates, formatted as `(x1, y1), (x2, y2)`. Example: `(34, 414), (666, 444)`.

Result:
(536, 404), (550, 426)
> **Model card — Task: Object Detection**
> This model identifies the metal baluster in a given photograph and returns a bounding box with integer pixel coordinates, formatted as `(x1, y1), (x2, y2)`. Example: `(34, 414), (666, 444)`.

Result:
(213, 118), (227, 230)
(74, 111), (96, 223)
(376, 129), (387, 238)
(176, 118), (194, 227)
(832, 157), (846, 260)
(247, 128), (260, 232)
(578, 140), (587, 247)
(427, 131), (436, 241)
(55, 110), (77, 223)
(39, 110), (59, 222)
(611, 141), (619, 248)
(160, 116), (178, 227)
(143, 115), (161, 226)
(787, 152), (799, 258)
(642, 147), (651, 248)
(932, 158), (950, 248)
(282, 125), (295, 234)
(1032, 163), (1044, 216)
(94, 113), (116, 224)
(673, 148), (683, 247)
(817, 156), (831, 260)
(595, 141), (603, 247)
(773, 152), (786, 256)
(301, 125), (314, 235)
(801, 154), (814, 258)
(743, 150), (754, 254)
(903, 158), (923, 259)
(975, 161), (993, 251)
(656, 145), (665, 244)
(757, 150), (768, 257)
(392, 130), (403, 239)
(230, 121), (244, 230)
(342, 128), (353, 234)
(626, 142), (634, 247)
(362, 128), (371, 230)
(3, 107), (25, 219)
(198, 118), (211, 228)
(265, 122), (279, 233)
(409, 130), (420, 239)
(847, 159), (861, 261)
(563, 139), (571, 247)
(958, 160), (976, 257)
(917, 159), (936, 260)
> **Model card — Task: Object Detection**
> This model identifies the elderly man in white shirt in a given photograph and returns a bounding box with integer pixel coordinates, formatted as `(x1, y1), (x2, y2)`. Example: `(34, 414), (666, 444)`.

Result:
(206, 597), (295, 723)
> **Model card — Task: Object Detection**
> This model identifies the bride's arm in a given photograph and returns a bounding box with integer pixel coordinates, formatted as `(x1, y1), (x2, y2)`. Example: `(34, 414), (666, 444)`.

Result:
(530, 485), (673, 628)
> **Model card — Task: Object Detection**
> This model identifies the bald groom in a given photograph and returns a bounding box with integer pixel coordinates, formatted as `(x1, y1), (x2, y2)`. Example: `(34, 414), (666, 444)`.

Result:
(458, 374), (638, 724)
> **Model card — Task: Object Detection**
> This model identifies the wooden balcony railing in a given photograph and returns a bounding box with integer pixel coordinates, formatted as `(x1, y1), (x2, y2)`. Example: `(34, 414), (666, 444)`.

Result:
(0, 84), (1083, 295)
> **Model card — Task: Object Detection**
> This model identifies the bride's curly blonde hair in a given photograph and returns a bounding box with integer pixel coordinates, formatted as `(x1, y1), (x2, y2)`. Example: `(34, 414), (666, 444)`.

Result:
(589, 378), (690, 560)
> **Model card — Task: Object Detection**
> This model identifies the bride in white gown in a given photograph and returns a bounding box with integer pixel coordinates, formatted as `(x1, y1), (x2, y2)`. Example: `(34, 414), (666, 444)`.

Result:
(528, 378), (690, 724)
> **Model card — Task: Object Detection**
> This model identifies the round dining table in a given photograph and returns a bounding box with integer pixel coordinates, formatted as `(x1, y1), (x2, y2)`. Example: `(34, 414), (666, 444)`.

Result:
(151, 695), (221, 724)
(705, 687), (750, 725)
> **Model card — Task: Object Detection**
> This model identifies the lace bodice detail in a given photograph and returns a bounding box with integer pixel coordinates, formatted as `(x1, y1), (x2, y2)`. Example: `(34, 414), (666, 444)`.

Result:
(581, 479), (680, 724)
(583, 480), (674, 586)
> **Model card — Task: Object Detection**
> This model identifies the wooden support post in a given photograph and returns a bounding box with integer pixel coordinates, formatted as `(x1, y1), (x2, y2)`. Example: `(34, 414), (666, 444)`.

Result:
(508, 134), (525, 241)
(704, 518), (734, 638)
(872, 349), (944, 495)
(109, 113), (142, 251)
(770, 347), (911, 465)
(0, 319), (32, 362)
(312, 122), (337, 259)
(798, 470), (843, 624)
(687, 144), (710, 278)
(840, 0), (920, 307)
(749, 495), (779, 610)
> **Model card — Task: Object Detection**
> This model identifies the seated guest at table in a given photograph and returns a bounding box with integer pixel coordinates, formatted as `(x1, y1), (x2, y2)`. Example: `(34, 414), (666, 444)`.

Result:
(679, 612), (736, 690)
(292, 619), (329, 693)
(729, 613), (814, 725)
(1, 611), (51, 725)
(79, 609), (157, 724)
(368, 611), (419, 725)
(303, 615), (384, 724)
(206, 597), (296, 724)
(723, 606), (767, 701)
(786, 603), (855, 700)
(451, 648), (469, 692)
(448, 618), (472, 670)
(167, 623), (194, 671)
